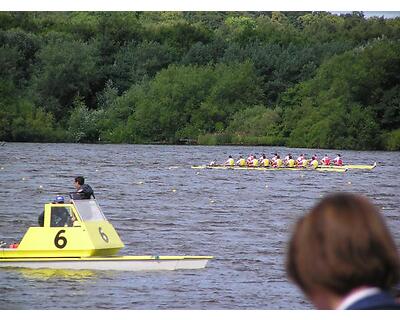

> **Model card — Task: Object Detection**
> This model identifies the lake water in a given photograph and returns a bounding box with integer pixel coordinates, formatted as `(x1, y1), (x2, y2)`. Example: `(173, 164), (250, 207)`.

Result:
(0, 143), (399, 309)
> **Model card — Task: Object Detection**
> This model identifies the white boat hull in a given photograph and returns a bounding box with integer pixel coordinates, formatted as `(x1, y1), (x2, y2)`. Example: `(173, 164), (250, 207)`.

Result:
(0, 256), (212, 271)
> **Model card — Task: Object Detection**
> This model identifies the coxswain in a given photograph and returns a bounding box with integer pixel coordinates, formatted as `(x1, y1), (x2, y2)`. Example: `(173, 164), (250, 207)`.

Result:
(286, 155), (296, 168)
(224, 155), (235, 166)
(310, 156), (319, 169)
(260, 154), (270, 167)
(273, 155), (283, 168)
(236, 155), (246, 167)
(321, 154), (331, 166)
(333, 154), (343, 166)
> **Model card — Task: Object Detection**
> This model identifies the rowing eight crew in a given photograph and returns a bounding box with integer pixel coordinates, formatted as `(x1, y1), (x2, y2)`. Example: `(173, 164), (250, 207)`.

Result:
(220, 153), (343, 169)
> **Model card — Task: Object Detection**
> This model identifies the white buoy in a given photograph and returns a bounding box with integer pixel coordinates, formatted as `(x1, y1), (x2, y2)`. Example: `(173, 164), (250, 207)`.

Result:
(1, 167), (4, 170)
(22, 177), (25, 181)
(138, 181), (144, 185)
(172, 189), (177, 193)
(210, 200), (215, 203)
(348, 181), (352, 185)
(265, 185), (268, 188)
(196, 172), (200, 175)
(39, 185), (43, 189)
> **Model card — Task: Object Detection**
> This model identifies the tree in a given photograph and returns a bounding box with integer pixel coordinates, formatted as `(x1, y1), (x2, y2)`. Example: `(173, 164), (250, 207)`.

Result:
(110, 40), (178, 92)
(31, 39), (99, 120)
(67, 97), (104, 143)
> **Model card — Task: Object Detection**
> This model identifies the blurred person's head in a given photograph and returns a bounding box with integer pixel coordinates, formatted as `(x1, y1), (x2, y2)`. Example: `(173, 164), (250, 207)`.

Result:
(286, 192), (400, 309)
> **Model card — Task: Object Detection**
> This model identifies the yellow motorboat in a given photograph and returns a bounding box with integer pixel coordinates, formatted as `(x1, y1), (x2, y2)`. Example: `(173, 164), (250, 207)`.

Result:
(0, 199), (212, 271)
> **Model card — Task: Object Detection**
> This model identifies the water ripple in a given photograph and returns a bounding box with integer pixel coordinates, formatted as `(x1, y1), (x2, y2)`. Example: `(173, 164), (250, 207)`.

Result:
(0, 143), (399, 310)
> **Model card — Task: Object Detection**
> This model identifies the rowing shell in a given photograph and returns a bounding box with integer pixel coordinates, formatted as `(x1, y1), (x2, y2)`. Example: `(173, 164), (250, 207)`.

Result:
(320, 162), (376, 170)
(0, 255), (213, 271)
(191, 165), (347, 172)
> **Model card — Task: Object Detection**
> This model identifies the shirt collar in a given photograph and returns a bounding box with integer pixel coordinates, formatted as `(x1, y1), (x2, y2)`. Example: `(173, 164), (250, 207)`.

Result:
(336, 287), (381, 310)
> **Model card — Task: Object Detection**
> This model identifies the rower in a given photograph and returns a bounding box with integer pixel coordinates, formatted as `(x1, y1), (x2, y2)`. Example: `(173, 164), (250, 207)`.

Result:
(252, 156), (259, 167)
(284, 153), (292, 163)
(260, 154), (270, 167)
(271, 153), (278, 162)
(310, 156), (319, 169)
(321, 154), (331, 166)
(273, 155), (283, 168)
(300, 158), (309, 168)
(224, 155), (235, 166)
(296, 154), (305, 166)
(333, 154), (343, 166)
(246, 154), (254, 166)
(286, 155), (295, 168)
(236, 155), (246, 167)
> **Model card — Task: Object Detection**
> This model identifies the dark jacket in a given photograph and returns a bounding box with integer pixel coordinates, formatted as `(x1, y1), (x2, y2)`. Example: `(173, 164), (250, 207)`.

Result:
(70, 184), (95, 200)
(346, 291), (400, 310)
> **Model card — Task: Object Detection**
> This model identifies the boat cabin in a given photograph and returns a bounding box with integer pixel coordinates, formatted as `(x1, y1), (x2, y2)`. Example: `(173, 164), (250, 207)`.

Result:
(0, 199), (124, 259)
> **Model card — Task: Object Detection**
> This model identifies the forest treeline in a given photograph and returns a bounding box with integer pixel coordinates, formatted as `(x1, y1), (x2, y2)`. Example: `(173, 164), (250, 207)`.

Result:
(1, 11), (399, 150)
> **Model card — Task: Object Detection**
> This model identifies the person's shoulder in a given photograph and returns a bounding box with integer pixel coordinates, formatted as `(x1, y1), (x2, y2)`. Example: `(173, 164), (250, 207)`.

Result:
(347, 291), (400, 310)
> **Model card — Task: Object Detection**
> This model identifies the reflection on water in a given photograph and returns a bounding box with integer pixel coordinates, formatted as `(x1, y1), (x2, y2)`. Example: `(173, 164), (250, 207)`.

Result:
(11, 268), (96, 281)
(0, 143), (399, 309)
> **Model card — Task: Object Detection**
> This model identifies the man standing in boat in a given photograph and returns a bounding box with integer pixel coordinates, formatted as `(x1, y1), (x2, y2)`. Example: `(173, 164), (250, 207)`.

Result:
(71, 176), (95, 200)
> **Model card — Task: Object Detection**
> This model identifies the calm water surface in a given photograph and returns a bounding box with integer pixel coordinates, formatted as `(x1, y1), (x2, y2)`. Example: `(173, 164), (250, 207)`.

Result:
(0, 143), (399, 309)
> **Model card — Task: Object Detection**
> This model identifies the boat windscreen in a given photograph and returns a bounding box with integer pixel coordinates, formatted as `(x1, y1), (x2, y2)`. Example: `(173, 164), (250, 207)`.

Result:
(74, 200), (107, 222)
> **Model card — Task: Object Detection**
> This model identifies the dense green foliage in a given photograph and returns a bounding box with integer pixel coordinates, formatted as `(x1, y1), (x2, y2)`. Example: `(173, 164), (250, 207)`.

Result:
(1, 12), (399, 150)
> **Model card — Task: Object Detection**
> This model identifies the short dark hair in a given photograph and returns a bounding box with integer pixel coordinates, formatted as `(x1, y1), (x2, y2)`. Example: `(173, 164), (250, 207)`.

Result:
(75, 176), (85, 185)
(286, 192), (400, 296)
